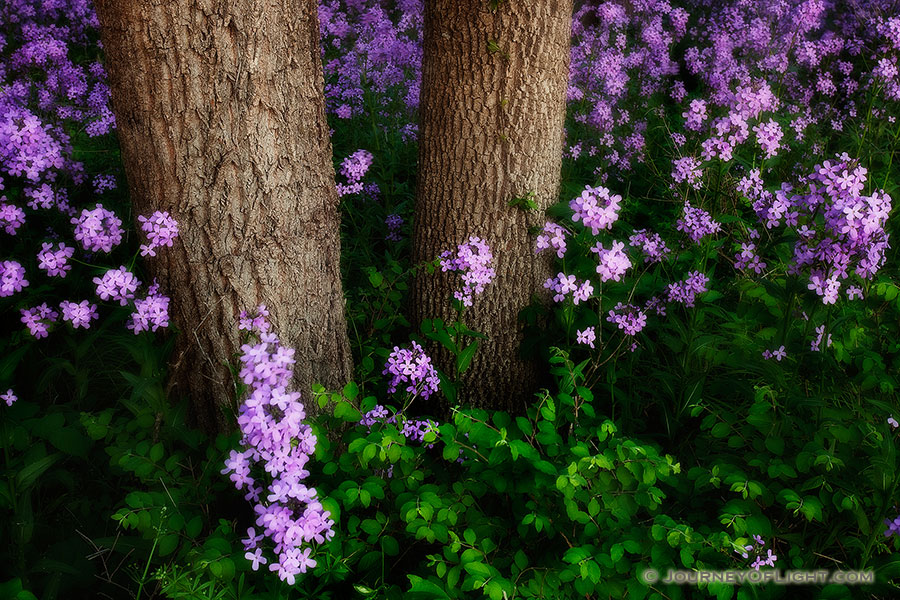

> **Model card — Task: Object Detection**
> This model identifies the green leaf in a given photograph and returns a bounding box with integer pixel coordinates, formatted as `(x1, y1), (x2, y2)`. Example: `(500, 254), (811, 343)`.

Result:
(407, 576), (451, 599)
(157, 533), (180, 557)
(343, 381), (360, 400)
(17, 453), (61, 489)
(464, 561), (491, 579)
(334, 400), (362, 422)
(381, 535), (399, 556)
(368, 270), (384, 288)
(149, 442), (164, 463)
(456, 341), (479, 374)
(185, 515), (203, 538)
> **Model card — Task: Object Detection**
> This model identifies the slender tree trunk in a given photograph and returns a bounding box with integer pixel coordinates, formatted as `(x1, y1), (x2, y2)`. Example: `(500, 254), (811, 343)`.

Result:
(412, 0), (573, 412)
(94, 0), (353, 431)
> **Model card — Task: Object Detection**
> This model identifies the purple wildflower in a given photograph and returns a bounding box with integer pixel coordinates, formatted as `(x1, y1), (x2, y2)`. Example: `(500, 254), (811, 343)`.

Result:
(127, 294), (170, 333)
(0, 260), (29, 296)
(569, 184), (622, 235)
(340, 149), (373, 182)
(592, 240), (632, 282)
(665, 271), (710, 307)
(71, 204), (123, 253)
(60, 300), (98, 329)
(439, 236), (496, 307)
(383, 341), (440, 400)
(676, 203), (721, 243)
(222, 307), (334, 585)
(606, 302), (647, 336)
(93, 266), (140, 306)
(535, 222), (568, 258)
(37, 242), (74, 277)
(576, 327), (596, 348)
(20, 303), (58, 339)
(0, 200), (25, 235)
(628, 229), (670, 263)
(138, 211), (179, 257)
(1, 389), (16, 407)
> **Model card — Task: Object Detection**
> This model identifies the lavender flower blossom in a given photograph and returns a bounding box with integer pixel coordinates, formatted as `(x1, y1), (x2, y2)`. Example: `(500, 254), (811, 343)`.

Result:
(535, 222), (568, 258)
(0, 260), (29, 297)
(569, 184), (622, 235)
(71, 204), (123, 253)
(138, 210), (179, 257)
(20, 303), (58, 339)
(37, 242), (74, 277)
(60, 300), (98, 329)
(93, 266), (140, 306)
(221, 307), (334, 585)
(439, 236), (496, 307)
(1, 389), (16, 407)
(576, 327), (596, 348)
(383, 341), (440, 400)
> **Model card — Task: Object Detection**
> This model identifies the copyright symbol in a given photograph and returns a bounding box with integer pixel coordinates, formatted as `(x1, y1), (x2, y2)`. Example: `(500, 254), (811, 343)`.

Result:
(641, 568), (659, 584)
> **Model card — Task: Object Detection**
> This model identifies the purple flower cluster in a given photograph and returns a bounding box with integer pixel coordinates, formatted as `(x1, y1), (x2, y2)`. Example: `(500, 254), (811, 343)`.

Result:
(676, 202), (721, 243)
(535, 222), (568, 258)
(628, 229), (670, 263)
(319, 1), (422, 122)
(544, 273), (593, 304)
(576, 326), (596, 349)
(358, 405), (439, 454)
(340, 149), (373, 182)
(762, 346), (787, 361)
(568, 1), (686, 170)
(60, 299), (98, 329)
(127, 294), (170, 333)
(665, 271), (710, 308)
(222, 307), (334, 585)
(37, 242), (74, 277)
(591, 240), (632, 283)
(735, 239), (767, 274)
(606, 302), (647, 336)
(569, 185), (622, 235)
(92, 173), (116, 194)
(138, 210), (180, 257)
(753, 119), (784, 158)
(0, 200), (26, 235)
(438, 236), (496, 307)
(0, 3), (181, 343)
(752, 156), (891, 304)
(735, 536), (777, 571)
(1, 260), (29, 297)
(671, 156), (703, 189)
(71, 204), (123, 252)
(401, 418), (439, 444)
(93, 266), (140, 306)
(20, 303), (58, 338)
(383, 341), (439, 400)
(335, 149), (373, 197)
(385, 213), (403, 241)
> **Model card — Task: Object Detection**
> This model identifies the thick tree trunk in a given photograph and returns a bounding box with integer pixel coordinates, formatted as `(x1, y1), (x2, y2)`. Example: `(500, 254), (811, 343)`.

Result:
(94, 0), (353, 431)
(412, 0), (573, 412)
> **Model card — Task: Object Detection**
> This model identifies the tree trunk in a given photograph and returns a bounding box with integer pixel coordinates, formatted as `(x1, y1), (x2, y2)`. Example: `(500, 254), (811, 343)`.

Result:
(412, 0), (573, 412)
(94, 0), (353, 431)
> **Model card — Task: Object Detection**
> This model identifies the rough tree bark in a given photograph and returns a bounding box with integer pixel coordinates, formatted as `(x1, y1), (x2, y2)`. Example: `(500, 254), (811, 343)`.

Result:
(94, 0), (353, 431)
(412, 0), (573, 412)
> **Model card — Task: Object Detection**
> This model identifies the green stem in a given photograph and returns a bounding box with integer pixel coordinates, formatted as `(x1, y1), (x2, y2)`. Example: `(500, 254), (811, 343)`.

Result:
(135, 523), (162, 600)
(860, 466), (900, 569)
(881, 121), (900, 190)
